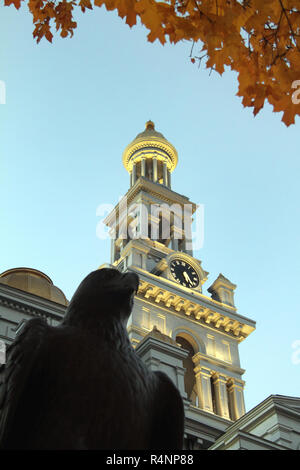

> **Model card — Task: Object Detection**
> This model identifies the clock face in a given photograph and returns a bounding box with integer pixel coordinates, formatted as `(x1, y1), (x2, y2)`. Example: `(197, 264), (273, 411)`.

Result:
(170, 259), (199, 288)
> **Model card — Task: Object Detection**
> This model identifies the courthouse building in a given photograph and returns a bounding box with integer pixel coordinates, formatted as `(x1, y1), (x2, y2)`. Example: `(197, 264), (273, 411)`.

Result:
(0, 122), (299, 450)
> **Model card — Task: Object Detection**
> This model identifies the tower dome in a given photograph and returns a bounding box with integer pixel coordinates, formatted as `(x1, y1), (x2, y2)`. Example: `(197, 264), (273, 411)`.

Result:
(122, 121), (178, 188)
(0, 267), (68, 306)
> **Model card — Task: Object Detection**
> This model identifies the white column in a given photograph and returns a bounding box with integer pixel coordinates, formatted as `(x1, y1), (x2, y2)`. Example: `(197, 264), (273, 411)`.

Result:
(163, 162), (168, 186)
(110, 238), (116, 263)
(227, 378), (246, 420)
(141, 157), (146, 177)
(193, 354), (213, 413)
(171, 225), (183, 251)
(132, 163), (137, 185)
(183, 203), (193, 256)
(212, 373), (231, 419)
(148, 214), (160, 241)
(153, 157), (158, 183)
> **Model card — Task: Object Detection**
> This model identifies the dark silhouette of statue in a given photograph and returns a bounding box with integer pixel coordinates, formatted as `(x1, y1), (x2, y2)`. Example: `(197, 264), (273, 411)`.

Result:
(0, 268), (184, 449)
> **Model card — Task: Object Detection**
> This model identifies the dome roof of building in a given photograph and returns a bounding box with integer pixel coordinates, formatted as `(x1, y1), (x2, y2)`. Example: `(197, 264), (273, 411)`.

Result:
(134, 120), (167, 141)
(0, 267), (68, 306)
(122, 121), (178, 172)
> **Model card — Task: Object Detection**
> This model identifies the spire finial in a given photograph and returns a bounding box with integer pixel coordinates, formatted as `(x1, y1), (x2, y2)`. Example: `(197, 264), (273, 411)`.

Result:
(145, 120), (155, 130)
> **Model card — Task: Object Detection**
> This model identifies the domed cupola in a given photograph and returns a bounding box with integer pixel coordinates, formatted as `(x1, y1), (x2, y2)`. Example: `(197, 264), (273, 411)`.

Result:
(0, 267), (68, 306)
(122, 121), (178, 188)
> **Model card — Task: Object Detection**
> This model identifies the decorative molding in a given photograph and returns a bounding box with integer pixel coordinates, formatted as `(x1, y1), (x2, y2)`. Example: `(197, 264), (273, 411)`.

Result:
(123, 138), (178, 172)
(0, 290), (66, 323)
(193, 352), (246, 377)
(103, 178), (197, 228)
(135, 276), (255, 341)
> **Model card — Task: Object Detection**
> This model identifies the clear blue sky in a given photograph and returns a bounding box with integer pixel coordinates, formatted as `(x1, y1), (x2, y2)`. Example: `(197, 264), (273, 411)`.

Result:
(1, 4), (299, 412)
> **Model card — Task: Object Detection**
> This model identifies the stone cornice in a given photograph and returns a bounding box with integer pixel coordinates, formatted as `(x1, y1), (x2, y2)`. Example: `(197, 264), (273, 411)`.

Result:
(193, 352), (246, 377)
(272, 400), (300, 420)
(129, 267), (256, 341)
(185, 403), (231, 440)
(104, 177), (197, 227)
(209, 394), (300, 449)
(209, 429), (289, 450)
(123, 137), (178, 172)
(135, 334), (188, 361)
(0, 284), (66, 322)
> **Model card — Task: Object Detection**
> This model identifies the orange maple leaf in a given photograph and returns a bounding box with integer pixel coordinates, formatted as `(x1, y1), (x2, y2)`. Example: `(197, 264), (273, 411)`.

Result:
(4, 0), (300, 125)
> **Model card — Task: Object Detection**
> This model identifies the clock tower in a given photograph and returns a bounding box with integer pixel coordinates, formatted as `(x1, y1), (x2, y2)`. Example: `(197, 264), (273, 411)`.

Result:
(102, 121), (256, 449)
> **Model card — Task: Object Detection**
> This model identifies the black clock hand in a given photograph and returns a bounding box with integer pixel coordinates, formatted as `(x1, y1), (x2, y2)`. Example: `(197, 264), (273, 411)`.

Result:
(183, 271), (192, 285)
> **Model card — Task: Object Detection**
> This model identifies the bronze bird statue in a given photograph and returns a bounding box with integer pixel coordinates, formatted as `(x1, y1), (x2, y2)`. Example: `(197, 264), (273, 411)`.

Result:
(0, 268), (184, 449)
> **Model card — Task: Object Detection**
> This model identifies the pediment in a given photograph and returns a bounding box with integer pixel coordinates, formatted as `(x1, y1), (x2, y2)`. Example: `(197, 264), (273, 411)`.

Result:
(272, 394), (300, 412)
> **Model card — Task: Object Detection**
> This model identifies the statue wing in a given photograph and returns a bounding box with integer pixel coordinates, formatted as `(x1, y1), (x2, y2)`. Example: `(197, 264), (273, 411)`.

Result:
(151, 371), (185, 450)
(0, 317), (50, 449)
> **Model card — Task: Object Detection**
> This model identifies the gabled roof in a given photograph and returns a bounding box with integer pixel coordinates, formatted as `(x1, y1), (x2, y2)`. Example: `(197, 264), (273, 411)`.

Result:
(209, 394), (300, 450)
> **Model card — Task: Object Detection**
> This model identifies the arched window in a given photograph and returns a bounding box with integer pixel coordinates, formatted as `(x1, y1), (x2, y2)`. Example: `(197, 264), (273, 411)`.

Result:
(176, 336), (197, 404)
(158, 215), (170, 245)
(135, 160), (141, 179)
(145, 159), (153, 180)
